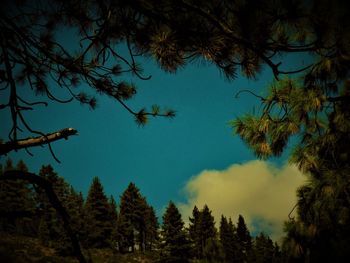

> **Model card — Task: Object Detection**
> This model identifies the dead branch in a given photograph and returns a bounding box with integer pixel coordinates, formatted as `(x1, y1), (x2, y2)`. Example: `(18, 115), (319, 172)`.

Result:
(0, 128), (78, 156)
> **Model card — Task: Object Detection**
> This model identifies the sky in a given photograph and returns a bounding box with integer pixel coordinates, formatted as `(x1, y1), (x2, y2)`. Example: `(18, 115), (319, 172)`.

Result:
(1, 40), (308, 241)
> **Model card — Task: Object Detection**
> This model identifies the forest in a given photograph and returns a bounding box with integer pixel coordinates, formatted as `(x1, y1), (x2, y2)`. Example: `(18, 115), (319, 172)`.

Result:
(1, 0), (350, 262)
(1, 159), (282, 262)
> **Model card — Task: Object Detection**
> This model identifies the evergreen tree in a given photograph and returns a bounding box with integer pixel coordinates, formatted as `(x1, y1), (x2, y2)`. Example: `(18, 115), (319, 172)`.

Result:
(253, 232), (275, 263)
(66, 188), (85, 242)
(38, 216), (51, 246)
(220, 215), (238, 262)
(0, 159), (36, 235)
(203, 237), (225, 263)
(116, 212), (132, 253)
(236, 215), (252, 262)
(84, 176), (113, 248)
(273, 242), (283, 263)
(108, 195), (119, 250)
(160, 201), (191, 263)
(4, 0), (349, 157)
(117, 182), (156, 252)
(117, 182), (142, 252)
(188, 204), (217, 259)
(55, 186), (85, 256)
(37, 165), (68, 244)
(36, 165), (80, 255)
(200, 205), (217, 260)
(143, 205), (159, 251)
(135, 196), (149, 252)
(188, 205), (201, 259)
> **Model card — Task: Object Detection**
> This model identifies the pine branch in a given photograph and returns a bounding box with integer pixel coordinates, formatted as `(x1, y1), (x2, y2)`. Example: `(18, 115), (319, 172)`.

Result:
(1, 170), (87, 263)
(0, 128), (78, 155)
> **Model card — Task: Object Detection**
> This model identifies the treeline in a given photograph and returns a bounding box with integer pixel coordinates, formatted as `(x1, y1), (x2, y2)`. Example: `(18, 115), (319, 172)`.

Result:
(0, 159), (281, 262)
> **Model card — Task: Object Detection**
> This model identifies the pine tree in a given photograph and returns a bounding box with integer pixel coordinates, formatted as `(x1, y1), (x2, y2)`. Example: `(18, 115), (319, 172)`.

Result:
(38, 216), (51, 246)
(117, 182), (156, 252)
(143, 205), (159, 251)
(272, 243), (283, 263)
(135, 196), (149, 252)
(200, 205), (217, 260)
(188, 205), (201, 259)
(84, 176), (113, 248)
(108, 195), (118, 250)
(0, 159), (36, 235)
(160, 201), (191, 263)
(116, 212), (132, 253)
(37, 165), (68, 242)
(66, 188), (85, 244)
(236, 215), (252, 263)
(4, 0), (349, 157)
(220, 215), (238, 262)
(203, 237), (225, 263)
(36, 164), (80, 255)
(188, 204), (217, 259)
(118, 182), (142, 252)
(253, 232), (275, 263)
(64, 189), (85, 255)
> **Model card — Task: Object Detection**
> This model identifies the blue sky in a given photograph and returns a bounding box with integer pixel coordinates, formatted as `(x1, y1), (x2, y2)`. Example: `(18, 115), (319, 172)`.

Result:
(1, 44), (307, 240)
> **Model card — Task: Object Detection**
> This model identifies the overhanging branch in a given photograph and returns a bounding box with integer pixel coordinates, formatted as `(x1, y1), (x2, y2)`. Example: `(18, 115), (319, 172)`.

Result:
(0, 128), (78, 155)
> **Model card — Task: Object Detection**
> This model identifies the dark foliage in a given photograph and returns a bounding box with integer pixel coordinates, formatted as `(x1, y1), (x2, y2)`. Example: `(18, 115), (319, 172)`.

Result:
(160, 201), (191, 263)
(84, 177), (113, 248)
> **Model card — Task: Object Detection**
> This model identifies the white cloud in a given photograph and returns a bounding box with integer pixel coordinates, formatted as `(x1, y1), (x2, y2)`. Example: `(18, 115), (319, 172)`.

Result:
(178, 160), (306, 242)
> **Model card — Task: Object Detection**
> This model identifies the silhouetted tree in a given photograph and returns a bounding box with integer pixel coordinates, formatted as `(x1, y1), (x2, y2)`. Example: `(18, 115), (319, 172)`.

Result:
(0, 159), (36, 235)
(253, 232), (275, 263)
(143, 205), (159, 251)
(225, 1), (350, 260)
(117, 182), (142, 252)
(108, 195), (119, 249)
(188, 205), (201, 259)
(188, 205), (217, 259)
(220, 215), (238, 262)
(84, 176), (113, 248)
(203, 237), (225, 263)
(66, 188), (85, 245)
(160, 201), (191, 263)
(200, 205), (217, 259)
(117, 182), (157, 252)
(36, 164), (84, 255)
(236, 215), (252, 262)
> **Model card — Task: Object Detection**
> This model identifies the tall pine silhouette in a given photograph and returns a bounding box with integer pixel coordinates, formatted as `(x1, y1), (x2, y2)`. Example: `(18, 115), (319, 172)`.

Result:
(236, 215), (252, 262)
(84, 177), (113, 248)
(220, 215), (239, 262)
(117, 182), (158, 252)
(188, 204), (217, 259)
(36, 165), (84, 255)
(0, 159), (36, 235)
(160, 201), (190, 263)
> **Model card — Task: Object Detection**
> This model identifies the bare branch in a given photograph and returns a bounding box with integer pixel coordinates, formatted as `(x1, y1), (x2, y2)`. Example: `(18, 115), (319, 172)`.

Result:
(0, 128), (78, 155)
